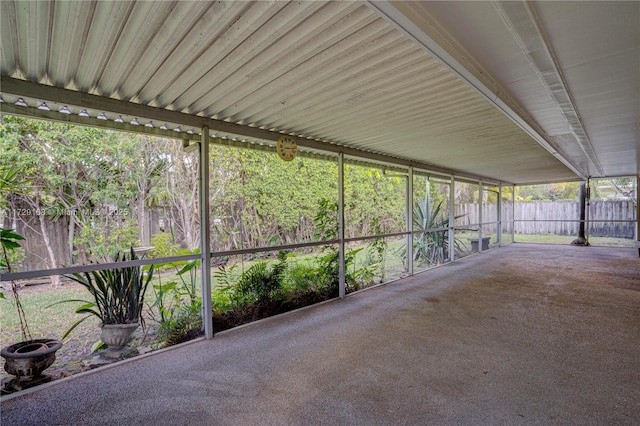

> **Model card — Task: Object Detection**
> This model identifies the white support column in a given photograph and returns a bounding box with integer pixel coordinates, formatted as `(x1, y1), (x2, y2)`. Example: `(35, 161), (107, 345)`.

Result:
(449, 175), (455, 262)
(199, 126), (213, 339)
(512, 185), (516, 243)
(478, 181), (483, 252)
(407, 167), (414, 276)
(585, 178), (591, 243)
(636, 176), (640, 257)
(338, 153), (346, 298)
(497, 183), (503, 246)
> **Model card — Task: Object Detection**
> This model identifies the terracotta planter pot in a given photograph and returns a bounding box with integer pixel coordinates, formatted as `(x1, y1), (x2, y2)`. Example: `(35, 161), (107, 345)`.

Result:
(1, 339), (62, 379)
(101, 323), (139, 350)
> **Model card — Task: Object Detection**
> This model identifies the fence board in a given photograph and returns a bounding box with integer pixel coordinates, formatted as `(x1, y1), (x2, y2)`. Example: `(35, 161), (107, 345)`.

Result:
(455, 200), (636, 238)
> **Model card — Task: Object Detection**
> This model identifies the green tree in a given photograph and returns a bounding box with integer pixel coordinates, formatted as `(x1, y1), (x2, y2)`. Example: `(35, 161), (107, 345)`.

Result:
(516, 182), (579, 201)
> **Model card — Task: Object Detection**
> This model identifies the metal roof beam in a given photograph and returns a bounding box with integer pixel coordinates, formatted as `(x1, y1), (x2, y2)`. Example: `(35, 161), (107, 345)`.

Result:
(0, 102), (201, 141)
(1, 76), (509, 185)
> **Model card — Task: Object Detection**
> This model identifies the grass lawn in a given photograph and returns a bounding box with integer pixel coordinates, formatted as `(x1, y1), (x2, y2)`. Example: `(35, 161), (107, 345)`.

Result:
(513, 234), (634, 247)
(0, 285), (102, 380)
(0, 267), (190, 378)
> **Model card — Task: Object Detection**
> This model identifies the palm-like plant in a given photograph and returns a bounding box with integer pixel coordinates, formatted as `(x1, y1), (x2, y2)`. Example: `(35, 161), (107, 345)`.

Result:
(60, 248), (154, 338)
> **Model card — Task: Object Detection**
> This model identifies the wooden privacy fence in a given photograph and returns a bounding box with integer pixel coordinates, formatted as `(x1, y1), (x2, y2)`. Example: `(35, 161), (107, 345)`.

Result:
(455, 200), (636, 238)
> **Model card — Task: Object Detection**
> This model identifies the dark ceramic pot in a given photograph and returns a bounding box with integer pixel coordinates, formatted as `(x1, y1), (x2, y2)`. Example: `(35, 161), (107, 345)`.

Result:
(1, 339), (63, 379)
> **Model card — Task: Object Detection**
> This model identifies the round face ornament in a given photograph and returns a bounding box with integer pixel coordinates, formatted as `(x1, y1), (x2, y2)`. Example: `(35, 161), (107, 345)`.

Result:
(276, 135), (297, 161)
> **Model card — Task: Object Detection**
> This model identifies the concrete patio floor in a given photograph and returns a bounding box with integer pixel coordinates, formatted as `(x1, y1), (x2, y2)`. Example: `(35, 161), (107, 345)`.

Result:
(1, 243), (639, 425)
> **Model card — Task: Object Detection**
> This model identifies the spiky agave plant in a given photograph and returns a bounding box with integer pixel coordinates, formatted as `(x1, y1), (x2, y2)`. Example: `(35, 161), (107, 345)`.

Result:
(397, 197), (467, 267)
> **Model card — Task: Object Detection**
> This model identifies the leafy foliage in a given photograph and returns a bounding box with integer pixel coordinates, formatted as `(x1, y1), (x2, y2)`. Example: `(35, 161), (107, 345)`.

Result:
(149, 258), (203, 346)
(362, 218), (388, 283)
(0, 228), (31, 340)
(149, 256), (199, 321)
(149, 232), (180, 259)
(282, 258), (318, 292)
(2, 118), (415, 272)
(235, 251), (288, 306)
(399, 196), (466, 267)
(159, 300), (202, 346)
(0, 228), (24, 264)
(311, 199), (378, 293)
(58, 248), (154, 338)
(516, 182), (580, 201)
(414, 199), (449, 265)
(344, 165), (405, 236)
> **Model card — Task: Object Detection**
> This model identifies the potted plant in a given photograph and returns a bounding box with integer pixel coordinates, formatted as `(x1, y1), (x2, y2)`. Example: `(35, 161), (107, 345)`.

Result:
(0, 228), (62, 387)
(60, 248), (154, 356)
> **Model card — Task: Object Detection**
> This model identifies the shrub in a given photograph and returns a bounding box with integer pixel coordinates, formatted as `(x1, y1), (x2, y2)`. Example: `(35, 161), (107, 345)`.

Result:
(148, 259), (202, 346)
(236, 251), (288, 306)
(150, 232), (180, 259)
(283, 259), (318, 292)
(157, 299), (202, 346)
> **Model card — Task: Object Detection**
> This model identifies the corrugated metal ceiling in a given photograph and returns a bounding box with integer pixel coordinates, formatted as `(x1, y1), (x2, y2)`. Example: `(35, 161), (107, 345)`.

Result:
(1, 1), (637, 184)
(377, 0), (638, 181)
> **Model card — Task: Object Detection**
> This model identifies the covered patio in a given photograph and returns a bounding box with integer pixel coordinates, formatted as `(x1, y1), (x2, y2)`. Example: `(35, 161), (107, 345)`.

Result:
(0, 1), (639, 423)
(2, 244), (639, 424)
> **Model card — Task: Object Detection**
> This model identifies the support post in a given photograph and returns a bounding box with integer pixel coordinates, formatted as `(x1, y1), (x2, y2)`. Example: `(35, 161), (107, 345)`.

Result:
(449, 175), (455, 262)
(407, 167), (413, 276)
(478, 181), (483, 252)
(512, 184), (516, 243)
(199, 126), (213, 338)
(338, 153), (345, 298)
(585, 179), (591, 241)
(636, 176), (639, 257)
(497, 183), (502, 246)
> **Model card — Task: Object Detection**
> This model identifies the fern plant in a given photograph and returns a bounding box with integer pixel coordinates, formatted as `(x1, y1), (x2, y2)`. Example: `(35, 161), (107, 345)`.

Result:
(236, 251), (288, 306)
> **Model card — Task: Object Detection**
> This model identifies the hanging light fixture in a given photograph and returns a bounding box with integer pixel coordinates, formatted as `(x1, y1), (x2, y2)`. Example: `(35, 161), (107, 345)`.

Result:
(14, 98), (28, 107)
(78, 109), (90, 117)
(59, 106), (72, 114)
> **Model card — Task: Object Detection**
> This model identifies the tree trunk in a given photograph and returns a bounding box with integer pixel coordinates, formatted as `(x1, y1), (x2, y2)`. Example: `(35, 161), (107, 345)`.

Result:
(572, 181), (590, 246)
(68, 216), (75, 264)
(35, 200), (61, 287)
(138, 196), (148, 247)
